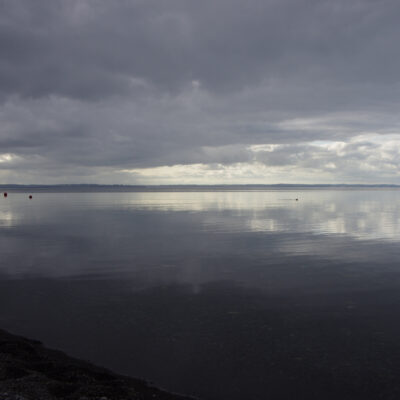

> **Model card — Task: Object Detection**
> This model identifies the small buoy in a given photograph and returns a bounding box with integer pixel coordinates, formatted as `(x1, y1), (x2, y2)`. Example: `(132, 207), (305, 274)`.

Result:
(29, 195), (33, 199)
(295, 198), (298, 201)
(3, 192), (7, 197)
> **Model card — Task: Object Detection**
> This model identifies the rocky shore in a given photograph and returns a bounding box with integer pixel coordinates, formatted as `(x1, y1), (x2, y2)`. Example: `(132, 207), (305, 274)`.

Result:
(0, 329), (196, 400)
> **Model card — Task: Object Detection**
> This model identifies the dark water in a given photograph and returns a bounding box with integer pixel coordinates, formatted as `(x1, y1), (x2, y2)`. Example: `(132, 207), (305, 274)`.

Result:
(1, 190), (400, 399)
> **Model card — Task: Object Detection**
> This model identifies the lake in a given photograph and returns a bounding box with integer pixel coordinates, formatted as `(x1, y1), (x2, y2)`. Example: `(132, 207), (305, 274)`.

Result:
(1, 188), (400, 399)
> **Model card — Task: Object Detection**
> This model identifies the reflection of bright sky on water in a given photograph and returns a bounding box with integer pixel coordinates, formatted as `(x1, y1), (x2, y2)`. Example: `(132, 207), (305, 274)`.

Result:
(1, 189), (400, 243)
(246, 197), (400, 242)
(0, 210), (14, 227)
(0, 189), (399, 283)
(1, 189), (400, 279)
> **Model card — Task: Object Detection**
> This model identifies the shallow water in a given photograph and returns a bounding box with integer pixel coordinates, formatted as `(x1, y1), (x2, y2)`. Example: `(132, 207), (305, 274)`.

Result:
(1, 189), (400, 399)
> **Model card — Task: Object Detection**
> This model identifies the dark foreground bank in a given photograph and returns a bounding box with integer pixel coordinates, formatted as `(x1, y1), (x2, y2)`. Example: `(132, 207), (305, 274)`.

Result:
(0, 329), (196, 400)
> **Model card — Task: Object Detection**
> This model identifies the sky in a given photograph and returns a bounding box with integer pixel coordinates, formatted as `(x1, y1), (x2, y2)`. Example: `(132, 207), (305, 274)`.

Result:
(1, 0), (400, 184)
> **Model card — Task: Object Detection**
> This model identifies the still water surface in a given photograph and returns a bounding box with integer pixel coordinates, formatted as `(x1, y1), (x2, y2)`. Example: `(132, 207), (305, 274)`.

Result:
(1, 189), (400, 399)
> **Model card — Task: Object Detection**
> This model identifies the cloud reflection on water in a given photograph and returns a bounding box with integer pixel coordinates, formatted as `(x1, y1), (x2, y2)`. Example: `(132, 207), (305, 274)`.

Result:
(1, 190), (400, 281)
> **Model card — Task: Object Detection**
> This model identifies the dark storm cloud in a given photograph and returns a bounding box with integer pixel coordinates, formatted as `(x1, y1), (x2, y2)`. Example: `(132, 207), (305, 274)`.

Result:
(1, 0), (400, 182)
(2, 0), (400, 99)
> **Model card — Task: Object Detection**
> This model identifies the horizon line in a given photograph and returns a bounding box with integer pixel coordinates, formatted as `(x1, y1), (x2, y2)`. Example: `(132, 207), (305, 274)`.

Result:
(1, 183), (400, 187)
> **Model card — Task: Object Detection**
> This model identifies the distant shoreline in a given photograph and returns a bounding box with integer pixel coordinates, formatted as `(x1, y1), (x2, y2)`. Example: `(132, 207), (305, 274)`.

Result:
(1, 183), (400, 193)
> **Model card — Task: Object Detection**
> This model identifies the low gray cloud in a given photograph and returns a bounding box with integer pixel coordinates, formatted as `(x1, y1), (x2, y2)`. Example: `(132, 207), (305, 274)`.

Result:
(251, 138), (400, 182)
(1, 0), (400, 183)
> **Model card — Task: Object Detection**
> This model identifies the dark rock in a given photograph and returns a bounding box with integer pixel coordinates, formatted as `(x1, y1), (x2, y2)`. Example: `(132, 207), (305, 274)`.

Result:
(0, 329), (198, 400)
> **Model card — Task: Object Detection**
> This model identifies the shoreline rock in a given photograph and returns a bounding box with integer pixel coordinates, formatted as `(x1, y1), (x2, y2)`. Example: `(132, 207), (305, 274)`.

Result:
(0, 329), (197, 400)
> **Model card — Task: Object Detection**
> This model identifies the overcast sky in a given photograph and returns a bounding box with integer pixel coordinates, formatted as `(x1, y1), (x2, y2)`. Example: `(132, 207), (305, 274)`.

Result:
(1, 0), (400, 184)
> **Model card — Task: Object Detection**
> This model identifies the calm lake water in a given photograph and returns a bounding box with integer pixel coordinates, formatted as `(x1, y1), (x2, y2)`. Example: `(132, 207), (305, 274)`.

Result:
(1, 189), (400, 399)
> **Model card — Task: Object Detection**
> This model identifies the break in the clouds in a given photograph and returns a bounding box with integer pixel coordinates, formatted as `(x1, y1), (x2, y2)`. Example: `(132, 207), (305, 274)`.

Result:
(1, 0), (400, 184)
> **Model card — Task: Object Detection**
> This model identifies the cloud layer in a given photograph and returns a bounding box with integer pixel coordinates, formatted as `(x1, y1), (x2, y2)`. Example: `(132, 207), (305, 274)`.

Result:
(1, 0), (400, 183)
